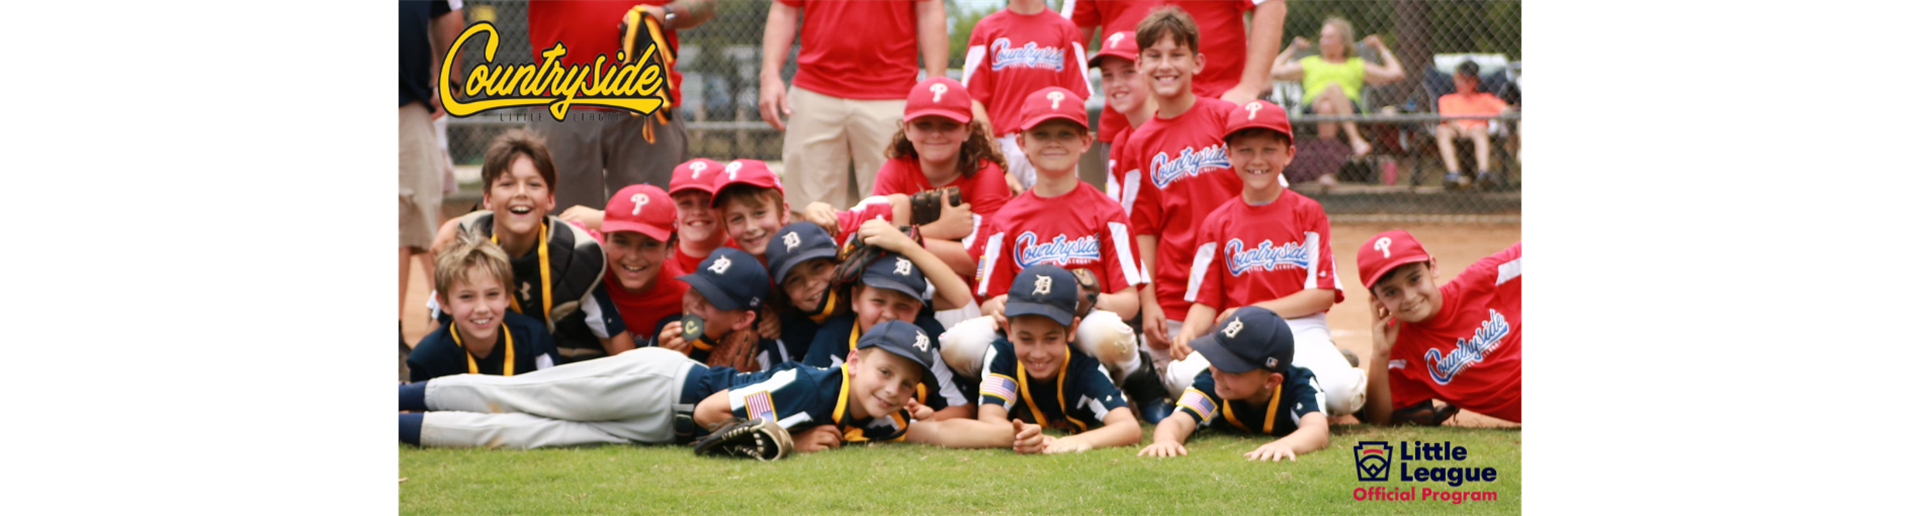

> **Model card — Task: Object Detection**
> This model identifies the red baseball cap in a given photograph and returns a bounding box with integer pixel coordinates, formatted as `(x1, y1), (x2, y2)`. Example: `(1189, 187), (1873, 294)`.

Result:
(1357, 230), (1435, 288)
(904, 77), (971, 124)
(603, 184), (675, 242)
(1223, 100), (1294, 142)
(709, 159), (784, 207)
(668, 158), (724, 196)
(1088, 30), (1139, 68)
(1019, 87), (1088, 132)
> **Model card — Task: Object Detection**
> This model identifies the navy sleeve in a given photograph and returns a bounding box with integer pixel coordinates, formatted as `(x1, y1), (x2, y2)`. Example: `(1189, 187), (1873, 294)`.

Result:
(912, 313), (972, 410)
(1067, 351), (1128, 424)
(979, 339), (1020, 409)
(405, 328), (460, 382)
(728, 367), (821, 429)
(801, 316), (857, 368)
(1284, 365), (1326, 425)
(1175, 369), (1223, 427)
(582, 283), (627, 339)
(522, 316), (561, 371)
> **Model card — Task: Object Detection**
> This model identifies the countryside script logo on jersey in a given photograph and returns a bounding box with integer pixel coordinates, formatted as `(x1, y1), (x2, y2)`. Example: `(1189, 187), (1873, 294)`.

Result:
(1426, 310), (1510, 385)
(990, 38), (1066, 71)
(438, 21), (670, 121)
(1149, 145), (1231, 188)
(1225, 238), (1312, 276)
(1014, 232), (1102, 268)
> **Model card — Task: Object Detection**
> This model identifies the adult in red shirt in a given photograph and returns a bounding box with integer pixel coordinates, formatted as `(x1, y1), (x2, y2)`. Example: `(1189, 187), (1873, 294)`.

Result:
(525, 1), (716, 211)
(598, 184), (691, 343)
(872, 77), (1014, 277)
(1068, 1), (1287, 142)
(760, 0), (949, 213)
(1359, 232), (1522, 425)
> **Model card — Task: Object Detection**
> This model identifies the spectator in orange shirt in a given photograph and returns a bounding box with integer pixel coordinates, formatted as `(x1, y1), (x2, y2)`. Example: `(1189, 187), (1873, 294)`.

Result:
(1436, 60), (1512, 190)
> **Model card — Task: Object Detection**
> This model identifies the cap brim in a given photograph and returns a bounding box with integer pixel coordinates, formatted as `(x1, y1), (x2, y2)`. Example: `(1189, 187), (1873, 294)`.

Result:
(1004, 300), (1075, 328)
(667, 182), (716, 196)
(601, 221), (672, 243)
(772, 247), (838, 284)
(905, 108), (971, 124)
(1088, 51), (1136, 67)
(861, 275), (931, 303)
(1226, 123), (1295, 142)
(676, 273), (743, 311)
(1190, 334), (1259, 374)
(1020, 113), (1089, 132)
(1362, 254), (1434, 289)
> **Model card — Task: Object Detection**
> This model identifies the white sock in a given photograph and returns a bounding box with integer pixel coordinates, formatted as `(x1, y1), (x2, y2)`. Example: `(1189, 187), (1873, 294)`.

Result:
(1114, 349), (1142, 378)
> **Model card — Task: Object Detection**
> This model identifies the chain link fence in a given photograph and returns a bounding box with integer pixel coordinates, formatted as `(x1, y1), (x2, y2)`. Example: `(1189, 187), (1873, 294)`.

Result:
(441, 0), (1518, 218)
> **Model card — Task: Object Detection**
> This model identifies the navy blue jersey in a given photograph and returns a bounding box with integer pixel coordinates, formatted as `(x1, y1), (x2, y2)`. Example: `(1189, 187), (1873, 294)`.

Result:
(800, 313), (973, 411)
(645, 313), (787, 371)
(551, 282), (628, 353)
(978, 338), (1128, 434)
(727, 364), (914, 443)
(775, 290), (845, 363)
(678, 360), (811, 405)
(407, 311), (559, 382)
(1175, 366), (1324, 435)
(431, 214), (621, 352)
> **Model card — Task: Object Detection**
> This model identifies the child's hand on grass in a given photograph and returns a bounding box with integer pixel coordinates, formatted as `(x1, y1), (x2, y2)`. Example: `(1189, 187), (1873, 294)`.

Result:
(793, 425), (844, 453)
(1011, 419), (1048, 454)
(1138, 440), (1187, 458)
(1244, 441), (1298, 462)
(1043, 436), (1090, 454)
(905, 398), (935, 421)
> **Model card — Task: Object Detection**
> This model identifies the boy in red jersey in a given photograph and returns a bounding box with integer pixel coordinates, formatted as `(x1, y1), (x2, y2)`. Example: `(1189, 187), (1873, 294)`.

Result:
(599, 184), (691, 344)
(961, 0), (1093, 192)
(1358, 231), (1521, 425)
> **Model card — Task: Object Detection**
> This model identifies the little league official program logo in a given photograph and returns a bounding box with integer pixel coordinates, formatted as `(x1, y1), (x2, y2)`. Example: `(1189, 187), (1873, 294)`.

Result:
(438, 21), (671, 121)
(1352, 441), (1502, 505)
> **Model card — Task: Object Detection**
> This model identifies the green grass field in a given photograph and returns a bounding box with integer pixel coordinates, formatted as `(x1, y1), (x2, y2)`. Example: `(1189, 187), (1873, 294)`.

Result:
(400, 423), (1519, 515)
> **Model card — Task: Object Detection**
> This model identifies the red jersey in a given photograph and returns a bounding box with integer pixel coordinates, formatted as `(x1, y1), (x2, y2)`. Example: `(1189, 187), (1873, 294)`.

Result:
(963, 9), (1094, 137)
(605, 248), (691, 341)
(779, 0), (931, 100)
(1119, 97), (1241, 321)
(1187, 191), (1344, 311)
(1070, 0), (1261, 135)
(1103, 124), (1133, 200)
(528, 0), (682, 107)
(871, 156), (1015, 223)
(672, 246), (706, 276)
(832, 196), (900, 247)
(969, 182), (1143, 301)
(1386, 243), (1522, 422)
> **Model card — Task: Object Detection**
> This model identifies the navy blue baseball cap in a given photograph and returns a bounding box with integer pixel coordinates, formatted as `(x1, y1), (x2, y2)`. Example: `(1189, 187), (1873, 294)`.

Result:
(1190, 306), (1295, 374)
(861, 254), (933, 303)
(676, 247), (770, 311)
(856, 320), (937, 382)
(767, 222), (839, 284)
(1003, 264), (1080, 327)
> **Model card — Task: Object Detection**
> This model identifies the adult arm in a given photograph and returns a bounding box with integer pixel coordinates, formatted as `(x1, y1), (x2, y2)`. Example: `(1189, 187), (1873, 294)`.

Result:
(1359, 35), (1406, 84)
(915, 0), (949, 78)
(1269, 36), (1311, 82)
(1223, 0), (1287, 104)
(759, 2), (800, 130)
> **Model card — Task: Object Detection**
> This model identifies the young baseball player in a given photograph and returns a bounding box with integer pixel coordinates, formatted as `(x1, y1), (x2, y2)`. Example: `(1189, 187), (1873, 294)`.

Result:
(967, 86), (1163, 417)
(771, 220), (971, 356)
(714, 159), (910, 261)
(599, 184), (691, 342)
(430, 129), (636, 364)
(649, 247), (782, 372)
(961, 0), (1093, 192)
(400, 321), (1016, 451)
(407, 230), (561, 382)
(800, 252), (975, 420)
(552, 158), (732, 274)
(977, 265), (1141, 454)
(1139, 306), (1331, 462)
(1085, 30), (1156, 200)
(871, 76), (1014, 276)
(1167, 99), (1369, 417)
(1115, 8), (1244, 376)
(1358, 231), (1521, 424)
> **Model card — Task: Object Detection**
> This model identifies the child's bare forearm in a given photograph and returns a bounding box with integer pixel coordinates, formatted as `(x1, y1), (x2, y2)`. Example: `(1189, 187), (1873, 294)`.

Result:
(1250, 289), (1337, 319)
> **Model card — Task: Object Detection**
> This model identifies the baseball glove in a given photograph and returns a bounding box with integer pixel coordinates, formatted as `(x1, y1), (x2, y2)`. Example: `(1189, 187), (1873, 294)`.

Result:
(909, 186), (963, 226)
(705, 327), (761, 373)
(693, 418), (794, 461)
(1070, 268), (1101, 319)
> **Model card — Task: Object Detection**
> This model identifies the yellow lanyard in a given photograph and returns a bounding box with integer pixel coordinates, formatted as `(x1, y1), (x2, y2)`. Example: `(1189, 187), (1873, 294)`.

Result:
(492, 221), (553, 322)
(829, 363), (908, 443)
(808, 291), (839, 323)
(452, 323), (514, 376)
(1016, 352), (1086, 433)
(846, 323), (928, 403)
(1221, 387), (1283, 434)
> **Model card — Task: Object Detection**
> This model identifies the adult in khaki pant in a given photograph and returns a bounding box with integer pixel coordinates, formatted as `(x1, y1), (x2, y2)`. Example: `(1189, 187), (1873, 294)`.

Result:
(760, 0), (947, 212)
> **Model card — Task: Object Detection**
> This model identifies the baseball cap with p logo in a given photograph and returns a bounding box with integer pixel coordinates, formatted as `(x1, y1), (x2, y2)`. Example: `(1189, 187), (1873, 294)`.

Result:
(905, 77), (972, 124)
(1019, 87), (1089, 132)
(602, 184), (675, 242)
(1357, 230), (1435, 288)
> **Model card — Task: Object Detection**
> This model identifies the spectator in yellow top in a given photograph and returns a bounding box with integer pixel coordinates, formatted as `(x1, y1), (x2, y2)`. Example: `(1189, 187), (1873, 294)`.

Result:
(1270, 16), (1404, 159)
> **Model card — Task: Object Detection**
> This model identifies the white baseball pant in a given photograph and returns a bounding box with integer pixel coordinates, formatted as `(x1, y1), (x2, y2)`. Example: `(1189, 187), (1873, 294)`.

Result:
(419, 347), (698, 449)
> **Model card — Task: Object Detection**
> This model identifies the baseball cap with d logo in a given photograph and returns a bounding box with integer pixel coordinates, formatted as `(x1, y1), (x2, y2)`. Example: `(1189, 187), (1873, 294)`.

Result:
(675, 247), (770, 311)
(1188, 306), (1295, 374)
(1003, 264), (1081, 328)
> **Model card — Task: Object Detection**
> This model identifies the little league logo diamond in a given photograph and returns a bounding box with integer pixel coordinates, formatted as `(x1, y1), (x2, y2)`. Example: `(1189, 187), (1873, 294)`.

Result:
(1354, 441), (1392, 481)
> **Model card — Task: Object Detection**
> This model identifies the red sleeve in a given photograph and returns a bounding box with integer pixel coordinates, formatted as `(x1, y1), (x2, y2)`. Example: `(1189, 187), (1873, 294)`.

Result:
(971, 220), (1015, 302)
(777, 0), (802, 7)
(1066, 23), (1093, 100)
(964, 22), (993, 103)
(1304, 200), (1344, 304)
(834, 197), (897, 245)
(1098, 208), (1143, 293)
(1453, 242), (1521, 290)
(871, 159), (914, 197)
(1070, 0), (1100, 30)
(967, 162), (1014, 220)
(1190, 212), (1227, 309)
(1130, 174), (1165, 238)
(1387, 359), (1440, 410)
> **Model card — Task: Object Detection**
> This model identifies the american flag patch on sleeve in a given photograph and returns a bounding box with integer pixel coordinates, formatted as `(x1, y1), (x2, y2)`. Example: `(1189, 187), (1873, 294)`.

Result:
(1177, 388), (1218, 422)
(745, 391), (776, 421)
(982, 374), (1018, 403)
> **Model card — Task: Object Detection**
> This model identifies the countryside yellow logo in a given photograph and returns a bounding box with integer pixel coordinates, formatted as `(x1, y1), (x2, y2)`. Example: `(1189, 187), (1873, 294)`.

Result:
(439, 21), (669, 121)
